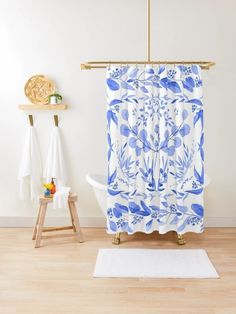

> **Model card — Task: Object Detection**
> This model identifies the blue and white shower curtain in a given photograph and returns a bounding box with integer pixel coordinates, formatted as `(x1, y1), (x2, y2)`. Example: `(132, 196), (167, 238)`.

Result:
(106, 65), (204, 235)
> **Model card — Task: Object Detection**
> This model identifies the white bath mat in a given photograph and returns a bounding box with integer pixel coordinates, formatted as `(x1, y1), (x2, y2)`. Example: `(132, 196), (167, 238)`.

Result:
(93, 249), (219, 278)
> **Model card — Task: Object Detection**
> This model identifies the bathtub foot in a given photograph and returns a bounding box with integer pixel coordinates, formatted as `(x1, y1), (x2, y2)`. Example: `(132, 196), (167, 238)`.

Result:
(112, 232), (120, 245)
(177, 233), (186, 245)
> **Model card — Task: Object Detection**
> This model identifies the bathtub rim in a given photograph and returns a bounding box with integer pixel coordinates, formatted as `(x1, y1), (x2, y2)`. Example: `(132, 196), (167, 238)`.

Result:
(86, 173), (107, 191)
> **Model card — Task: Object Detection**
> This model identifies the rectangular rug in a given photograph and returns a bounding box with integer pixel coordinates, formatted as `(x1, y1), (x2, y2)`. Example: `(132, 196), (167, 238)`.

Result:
(93, 248), (219, 278)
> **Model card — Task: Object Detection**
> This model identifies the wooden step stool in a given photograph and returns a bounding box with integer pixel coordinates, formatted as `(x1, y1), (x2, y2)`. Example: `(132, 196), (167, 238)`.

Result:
(32, 193), (83, 248)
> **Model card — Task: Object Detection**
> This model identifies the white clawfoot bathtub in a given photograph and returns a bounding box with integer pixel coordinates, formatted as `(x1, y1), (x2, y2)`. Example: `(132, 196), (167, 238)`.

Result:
(86, 174), (107, 215)
(86, 173), (211, 217)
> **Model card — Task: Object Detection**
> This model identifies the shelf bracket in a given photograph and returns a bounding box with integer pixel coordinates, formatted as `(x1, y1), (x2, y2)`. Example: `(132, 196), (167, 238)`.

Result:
(54, 115), (59, 127)
(28, 115), (33, 126)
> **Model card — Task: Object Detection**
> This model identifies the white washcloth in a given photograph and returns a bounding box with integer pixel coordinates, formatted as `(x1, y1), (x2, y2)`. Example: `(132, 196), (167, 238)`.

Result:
(53, 186), (71, 209)
(18, 126), (42, 200)
(43, 127), (67, 188)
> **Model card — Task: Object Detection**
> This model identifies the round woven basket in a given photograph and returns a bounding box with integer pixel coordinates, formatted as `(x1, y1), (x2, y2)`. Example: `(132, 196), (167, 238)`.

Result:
(24, 75), (55, 105)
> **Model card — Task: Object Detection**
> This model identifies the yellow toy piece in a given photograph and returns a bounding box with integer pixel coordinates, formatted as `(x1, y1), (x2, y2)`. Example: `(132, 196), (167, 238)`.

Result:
(43, 183), (53, 190)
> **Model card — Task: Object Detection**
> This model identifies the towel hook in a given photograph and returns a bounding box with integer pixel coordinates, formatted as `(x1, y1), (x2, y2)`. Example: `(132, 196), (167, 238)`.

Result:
(54, 115), (59, 127)
(28, 115), (33, 126)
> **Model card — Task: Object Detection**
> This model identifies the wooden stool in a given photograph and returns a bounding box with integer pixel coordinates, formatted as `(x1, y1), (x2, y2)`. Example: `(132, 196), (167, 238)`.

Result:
(32, 193), (83, 248)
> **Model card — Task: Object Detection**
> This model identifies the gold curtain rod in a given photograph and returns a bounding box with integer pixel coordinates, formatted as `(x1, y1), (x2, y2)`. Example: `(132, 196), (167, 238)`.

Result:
(81, 61), (215, 70)
(81, 0), (215, 71)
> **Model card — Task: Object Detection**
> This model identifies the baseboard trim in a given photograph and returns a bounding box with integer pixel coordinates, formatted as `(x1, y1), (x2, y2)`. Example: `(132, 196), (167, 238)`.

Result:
(204, 217), (236, 227)
(0, 216), (236, 228)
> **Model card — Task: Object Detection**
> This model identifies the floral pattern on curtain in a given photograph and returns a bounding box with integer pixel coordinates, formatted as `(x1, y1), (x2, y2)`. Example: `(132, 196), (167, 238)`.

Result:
(106, 65), (204, 235)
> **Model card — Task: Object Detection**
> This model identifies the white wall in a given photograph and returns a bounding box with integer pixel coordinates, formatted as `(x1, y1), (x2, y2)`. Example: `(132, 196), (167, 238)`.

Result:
(0, 0), (235, 226)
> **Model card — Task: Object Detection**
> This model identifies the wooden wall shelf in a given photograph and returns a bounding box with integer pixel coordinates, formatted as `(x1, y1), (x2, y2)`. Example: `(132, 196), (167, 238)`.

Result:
(18, 104), (67, 110)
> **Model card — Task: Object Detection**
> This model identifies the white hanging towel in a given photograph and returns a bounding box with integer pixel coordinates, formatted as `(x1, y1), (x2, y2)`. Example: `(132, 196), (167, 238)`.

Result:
(43, 126), (67, 188)
(18, 126), (42, 200)
(53, 186), (71, 209)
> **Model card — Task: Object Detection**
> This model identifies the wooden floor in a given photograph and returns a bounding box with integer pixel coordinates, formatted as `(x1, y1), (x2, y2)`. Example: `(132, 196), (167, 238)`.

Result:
(0, 228), (236, 314)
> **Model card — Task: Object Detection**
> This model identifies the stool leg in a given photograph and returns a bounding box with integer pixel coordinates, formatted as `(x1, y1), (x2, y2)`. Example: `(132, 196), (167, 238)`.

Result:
(69, 201), (83, 243)
(32, 205), (42, 240)
(68, 203), (76, 232)
(35, 203), (47, 248)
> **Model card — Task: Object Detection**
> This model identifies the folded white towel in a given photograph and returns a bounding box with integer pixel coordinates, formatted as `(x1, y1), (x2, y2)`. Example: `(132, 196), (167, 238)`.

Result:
(53, 186), (71, 209)
(43, 127), (67, 188)
(18, 126), (42, 200)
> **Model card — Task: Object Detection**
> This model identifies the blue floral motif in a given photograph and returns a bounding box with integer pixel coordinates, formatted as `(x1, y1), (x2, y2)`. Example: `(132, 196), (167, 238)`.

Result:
(106, 65), (204, 235)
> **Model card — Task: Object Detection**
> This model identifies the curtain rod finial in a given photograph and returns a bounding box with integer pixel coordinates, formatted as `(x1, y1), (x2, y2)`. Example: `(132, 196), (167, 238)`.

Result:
(81, 64), (91, 70)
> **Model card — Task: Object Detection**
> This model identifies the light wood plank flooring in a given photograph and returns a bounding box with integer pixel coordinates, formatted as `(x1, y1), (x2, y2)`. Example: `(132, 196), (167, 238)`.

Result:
(0, 228), (236, 314)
